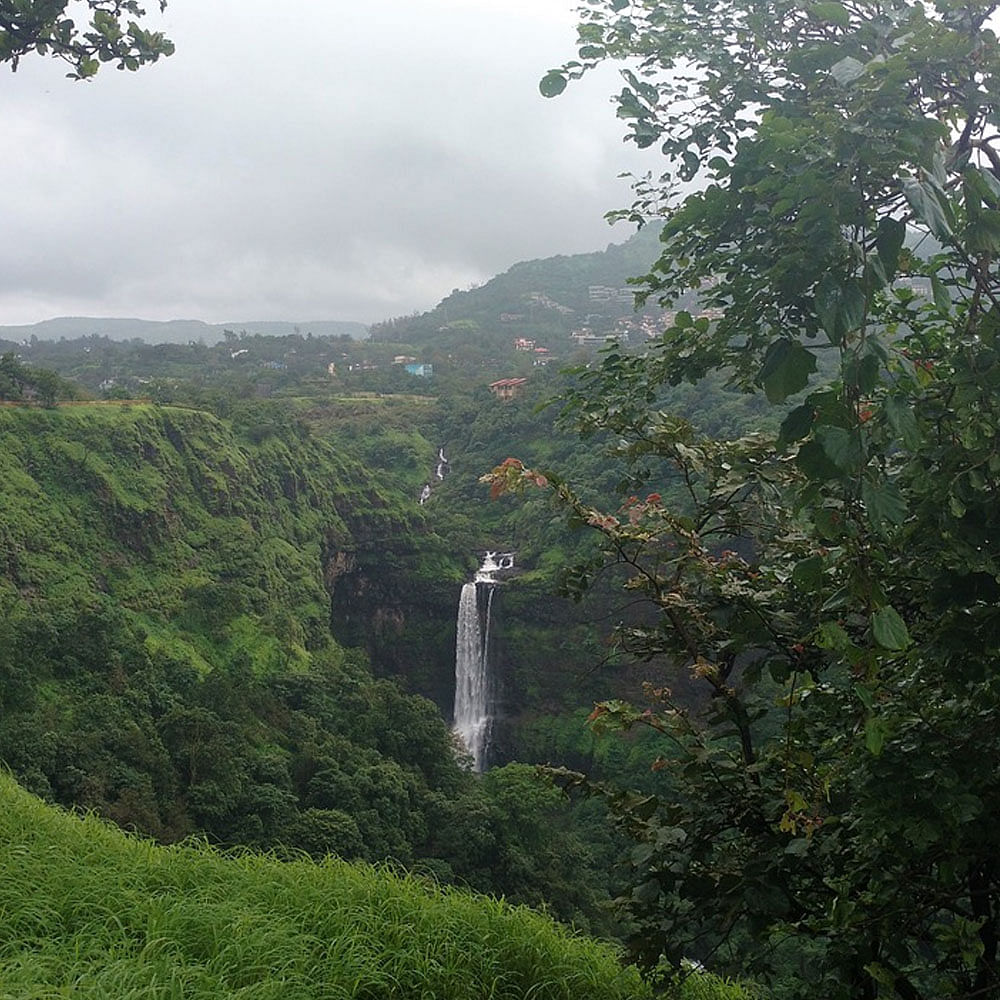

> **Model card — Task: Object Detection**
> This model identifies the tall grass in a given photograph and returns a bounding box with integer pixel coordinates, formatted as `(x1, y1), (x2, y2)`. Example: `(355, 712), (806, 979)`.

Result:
(0, 775), (760, 999)
(0, 774), (649, 999)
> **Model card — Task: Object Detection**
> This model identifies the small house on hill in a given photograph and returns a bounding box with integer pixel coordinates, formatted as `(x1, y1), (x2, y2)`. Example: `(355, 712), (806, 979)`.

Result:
(489, 377), (528, 401)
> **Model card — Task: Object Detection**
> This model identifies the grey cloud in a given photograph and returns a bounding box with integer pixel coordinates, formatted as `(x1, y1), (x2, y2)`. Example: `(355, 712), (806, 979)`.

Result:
(0, 0), (655, 326)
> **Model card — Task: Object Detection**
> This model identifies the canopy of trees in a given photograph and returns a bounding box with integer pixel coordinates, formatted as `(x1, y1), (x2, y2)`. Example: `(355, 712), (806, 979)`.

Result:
(481, 0), (1000, 996)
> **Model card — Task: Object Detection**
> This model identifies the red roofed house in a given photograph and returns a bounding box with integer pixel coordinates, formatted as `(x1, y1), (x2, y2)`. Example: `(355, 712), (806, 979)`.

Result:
(489, 377), (528, 401)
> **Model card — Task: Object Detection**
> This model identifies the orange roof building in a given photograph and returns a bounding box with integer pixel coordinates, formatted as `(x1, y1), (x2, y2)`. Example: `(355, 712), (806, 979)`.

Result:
(489, 377), (528, 401)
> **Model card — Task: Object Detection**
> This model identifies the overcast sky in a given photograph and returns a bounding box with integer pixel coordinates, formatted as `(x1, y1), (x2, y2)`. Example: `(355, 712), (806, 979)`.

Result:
(1, 0), (657, 327)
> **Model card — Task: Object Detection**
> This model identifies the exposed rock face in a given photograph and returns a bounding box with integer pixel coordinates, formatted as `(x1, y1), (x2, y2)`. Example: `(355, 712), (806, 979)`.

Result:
(326, 539), (463, 712)
(322, 548), (357, 590)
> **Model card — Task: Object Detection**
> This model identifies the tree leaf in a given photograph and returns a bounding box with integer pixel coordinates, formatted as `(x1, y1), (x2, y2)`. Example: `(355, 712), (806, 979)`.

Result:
(830, 55), (865, 85)
(815, 276), (867, 343)
(973, 164), (1000, 203)
(778, 403), (815, 446)
(885, 396), (921, 449)
(839, 280), (867, 334)
(872, 606), (910, 650)
(875, 217), (906, 280)
(845, 352), (881, 394)
(930, 272), (951, 315)
(810, 1), (850, 25)
(816, 425), (862, 474)
(865, 714), (889, 755)
(903, 176), (954, 239)
(792, 554), (825, 592)
(796, 439), (841, 481)
(784, 836), (812, 855)
(861, 478), (906, 535)
(967, 210), (1000, 253)
(854, 683), (875, 710)
(814, 274), (842, 339)
(539, 71), (567, 97)
(758, 339), (817, 402)
(817, 620), (852, 651)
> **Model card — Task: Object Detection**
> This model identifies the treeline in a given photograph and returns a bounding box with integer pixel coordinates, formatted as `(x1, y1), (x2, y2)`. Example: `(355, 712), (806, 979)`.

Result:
(0, 351), (83, 405)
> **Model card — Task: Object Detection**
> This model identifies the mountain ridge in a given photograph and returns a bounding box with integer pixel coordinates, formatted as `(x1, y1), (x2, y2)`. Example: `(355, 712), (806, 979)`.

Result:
(1, 226), (666, 349)
(0, 316), (369, 345)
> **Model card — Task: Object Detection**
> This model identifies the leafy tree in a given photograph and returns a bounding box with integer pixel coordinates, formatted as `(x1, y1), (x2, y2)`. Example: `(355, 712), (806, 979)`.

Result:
(0, 0), (173, 78)
(484, 0), (1000, 996)
(0, 352), (83, 404)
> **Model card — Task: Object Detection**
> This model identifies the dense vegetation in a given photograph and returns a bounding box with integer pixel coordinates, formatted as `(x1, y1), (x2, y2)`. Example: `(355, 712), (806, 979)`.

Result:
(0, 773), (650, 1000)
(0, 399), (630, 933)
(0, 213), (793, 943)
(486, 0), (1000, 996)
(8, 0), (1000, 993)
(0, 350), (83, 405)
(14, 0), (970, 993)
(369, 225), (667, 350)
(0, 384), (759, 997)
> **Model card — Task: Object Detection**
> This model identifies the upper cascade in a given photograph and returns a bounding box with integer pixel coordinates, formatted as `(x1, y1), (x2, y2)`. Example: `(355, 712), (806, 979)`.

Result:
(475, 551), (515, 582)
(435, 446), (449, 481)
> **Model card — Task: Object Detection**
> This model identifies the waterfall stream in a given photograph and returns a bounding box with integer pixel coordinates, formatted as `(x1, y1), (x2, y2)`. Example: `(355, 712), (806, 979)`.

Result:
(453, 552), (513, 771)
(435, 446), (449, 481)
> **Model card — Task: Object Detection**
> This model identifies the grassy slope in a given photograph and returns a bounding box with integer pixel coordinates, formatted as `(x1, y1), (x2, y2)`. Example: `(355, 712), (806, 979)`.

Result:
(0, 773), (648, 1000)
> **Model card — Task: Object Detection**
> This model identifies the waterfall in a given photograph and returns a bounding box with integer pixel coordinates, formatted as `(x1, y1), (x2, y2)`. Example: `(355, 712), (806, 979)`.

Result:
(453, 581), (490, 771)
(453, 551), (513, 771)
(435, 445), (449, 481)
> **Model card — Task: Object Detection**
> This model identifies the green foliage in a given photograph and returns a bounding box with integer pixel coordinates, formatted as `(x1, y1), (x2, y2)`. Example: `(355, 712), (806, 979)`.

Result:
(0, 773), (650, 1000)
(0, 351), (84, 405)
(0, 406), (448, 855)
(511, 0), (1000, 995)
(368, 226), (665, 357)
(0, 0), (173, 78)
(672, 968), (762, 1000)
(0, 401), (653, 935)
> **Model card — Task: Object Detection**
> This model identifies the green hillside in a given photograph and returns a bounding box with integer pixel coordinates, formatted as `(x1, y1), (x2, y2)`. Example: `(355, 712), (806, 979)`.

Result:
(0, 401), (644, 931)
(0, 402), (447, 842)
(368, 225), (667, 352)
(0, 773), (650, 1000)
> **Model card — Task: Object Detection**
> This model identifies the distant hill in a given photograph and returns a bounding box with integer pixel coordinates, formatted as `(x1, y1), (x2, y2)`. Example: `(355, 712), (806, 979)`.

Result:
(0, 316), (368, 345)
(0, 227), (667, 352)
(369, 224), (668, 349)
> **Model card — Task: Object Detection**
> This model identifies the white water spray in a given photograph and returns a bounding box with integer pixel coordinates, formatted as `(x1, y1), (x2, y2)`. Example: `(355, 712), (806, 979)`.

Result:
(453, 552), (513, 771)
(435, 446), (449, 481)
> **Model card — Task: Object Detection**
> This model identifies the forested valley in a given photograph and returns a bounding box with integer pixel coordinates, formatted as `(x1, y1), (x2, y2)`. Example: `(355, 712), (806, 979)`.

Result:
(0, 224), (770, 997)
(7, 0), (1000, 997)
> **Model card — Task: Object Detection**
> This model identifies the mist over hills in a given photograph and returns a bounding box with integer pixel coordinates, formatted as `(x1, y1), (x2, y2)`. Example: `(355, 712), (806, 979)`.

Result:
(0, 225), (667, 350)
(370, 224), (665, 345)
(0, 317), (368, 345)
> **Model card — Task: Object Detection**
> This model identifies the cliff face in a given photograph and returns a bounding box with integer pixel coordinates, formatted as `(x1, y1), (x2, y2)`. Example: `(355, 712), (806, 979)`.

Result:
(0, 403), (470, 851)
(325, 533), (464, 712)
(0, 404), (356, 635)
